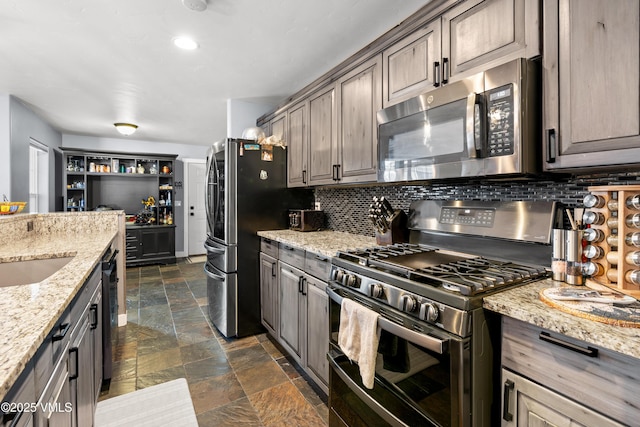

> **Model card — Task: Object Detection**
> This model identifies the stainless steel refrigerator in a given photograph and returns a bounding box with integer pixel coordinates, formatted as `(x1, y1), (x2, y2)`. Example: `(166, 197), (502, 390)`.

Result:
(204, 138), (312, 338)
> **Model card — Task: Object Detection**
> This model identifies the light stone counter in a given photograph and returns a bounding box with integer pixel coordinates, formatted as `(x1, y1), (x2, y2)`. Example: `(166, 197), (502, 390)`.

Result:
(256, 229), (376, 257)
(483, 279), (640, 359)
(0, 212), (122, 401)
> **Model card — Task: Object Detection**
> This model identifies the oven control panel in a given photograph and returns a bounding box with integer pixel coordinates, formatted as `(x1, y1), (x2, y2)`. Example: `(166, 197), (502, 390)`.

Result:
(439, 207), (495, 227)
(329, 265), (470, 337)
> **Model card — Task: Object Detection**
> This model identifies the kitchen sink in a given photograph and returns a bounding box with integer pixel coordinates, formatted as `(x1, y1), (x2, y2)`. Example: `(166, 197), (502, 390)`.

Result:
(0, 256), (74, 287)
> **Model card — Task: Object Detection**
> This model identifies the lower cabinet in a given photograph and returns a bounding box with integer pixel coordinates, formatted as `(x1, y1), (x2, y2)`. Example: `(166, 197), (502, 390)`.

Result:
(259, 252), (279, 337)
(305, 275), (329, 389)
(1, 362), (36, 426)
(3, 264), (105, 427)
(278, 261), (306, 361)
(501, 316), (639, 426)
(70, 304), (93, 427)
(126, 225), (176, 266)
(501, 369), (623, 427)
(36, 348), (72, 427)
(259, 238), (330, 393)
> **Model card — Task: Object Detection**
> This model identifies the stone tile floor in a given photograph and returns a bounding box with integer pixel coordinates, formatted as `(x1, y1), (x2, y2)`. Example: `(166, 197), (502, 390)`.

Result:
(99, 260), (328, 426)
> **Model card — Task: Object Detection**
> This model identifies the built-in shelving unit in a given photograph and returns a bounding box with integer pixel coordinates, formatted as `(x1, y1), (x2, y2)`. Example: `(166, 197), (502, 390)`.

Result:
(61, 148), (178, 265)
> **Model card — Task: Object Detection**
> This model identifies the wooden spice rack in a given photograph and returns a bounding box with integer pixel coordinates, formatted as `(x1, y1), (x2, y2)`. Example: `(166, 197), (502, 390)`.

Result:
(586, 185), (640, 297)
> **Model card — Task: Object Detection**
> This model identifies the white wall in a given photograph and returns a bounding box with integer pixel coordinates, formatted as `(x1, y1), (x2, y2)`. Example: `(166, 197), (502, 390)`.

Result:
(62, 135), (209, 159)
(8, 96), (63, 211)
(226, 99), (274, 139)
(0, 95), (10, 199)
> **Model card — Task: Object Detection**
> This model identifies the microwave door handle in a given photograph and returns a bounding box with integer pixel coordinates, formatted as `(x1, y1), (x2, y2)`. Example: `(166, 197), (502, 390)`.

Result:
(466, 92), (480, 158)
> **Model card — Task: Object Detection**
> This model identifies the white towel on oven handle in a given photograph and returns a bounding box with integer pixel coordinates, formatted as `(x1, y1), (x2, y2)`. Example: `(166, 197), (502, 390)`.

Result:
(338, 298), (381, 389)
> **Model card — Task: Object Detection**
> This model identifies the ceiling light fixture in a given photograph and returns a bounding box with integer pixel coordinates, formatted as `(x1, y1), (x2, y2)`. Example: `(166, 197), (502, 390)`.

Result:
(173, 36), (199, 50)
(181, 0), (207, 12)
(114, 123), (138, 136)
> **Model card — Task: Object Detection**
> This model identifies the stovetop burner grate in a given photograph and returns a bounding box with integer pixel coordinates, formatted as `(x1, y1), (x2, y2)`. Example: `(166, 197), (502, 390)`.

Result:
(336, 243), (548, 296)
(410, 258), (548, 296)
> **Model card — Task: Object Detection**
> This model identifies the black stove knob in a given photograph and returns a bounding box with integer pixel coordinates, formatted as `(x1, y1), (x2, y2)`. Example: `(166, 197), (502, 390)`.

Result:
(370, 283), (384, 298)
(420, 302), (439, 323)
(402, 295), (418, 313)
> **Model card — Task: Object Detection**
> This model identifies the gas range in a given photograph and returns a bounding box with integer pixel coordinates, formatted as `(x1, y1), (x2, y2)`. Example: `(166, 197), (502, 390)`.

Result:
(329, 200), (558, 337)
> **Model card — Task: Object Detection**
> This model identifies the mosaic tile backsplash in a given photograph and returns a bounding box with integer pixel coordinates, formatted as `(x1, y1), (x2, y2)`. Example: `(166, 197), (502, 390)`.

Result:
(315, 172), (640, 237)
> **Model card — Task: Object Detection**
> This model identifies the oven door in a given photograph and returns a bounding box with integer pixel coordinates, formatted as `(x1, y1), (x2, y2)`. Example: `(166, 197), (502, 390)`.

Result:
(327, 285), (468, 427)
(377, 75), (485, 183)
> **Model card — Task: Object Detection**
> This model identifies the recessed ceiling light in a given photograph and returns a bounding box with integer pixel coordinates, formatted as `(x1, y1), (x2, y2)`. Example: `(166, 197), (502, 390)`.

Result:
(182, 0), (207, 12)
(173, 36), (199, 50)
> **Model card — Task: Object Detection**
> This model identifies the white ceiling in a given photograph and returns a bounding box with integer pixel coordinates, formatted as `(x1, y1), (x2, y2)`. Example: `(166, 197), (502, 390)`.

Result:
(0, 0), (429, 146)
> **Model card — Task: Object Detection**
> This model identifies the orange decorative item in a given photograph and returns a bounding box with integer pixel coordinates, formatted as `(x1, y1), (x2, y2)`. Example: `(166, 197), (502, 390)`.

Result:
(162, 165), (171, 174)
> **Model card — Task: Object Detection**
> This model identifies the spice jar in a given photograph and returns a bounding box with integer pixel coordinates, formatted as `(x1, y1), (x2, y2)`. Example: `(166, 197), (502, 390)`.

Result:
(565, 229), (584, 285)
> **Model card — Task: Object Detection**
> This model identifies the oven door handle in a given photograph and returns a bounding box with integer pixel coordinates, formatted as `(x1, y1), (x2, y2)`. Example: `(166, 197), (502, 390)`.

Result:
(379, 317), (448, 355)
(328, 351), (409, 427)
(327, 287), (449, 355)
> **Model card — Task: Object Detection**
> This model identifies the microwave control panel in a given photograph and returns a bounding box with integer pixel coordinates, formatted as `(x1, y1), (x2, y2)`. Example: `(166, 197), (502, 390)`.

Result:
(487, 84), (514, 157)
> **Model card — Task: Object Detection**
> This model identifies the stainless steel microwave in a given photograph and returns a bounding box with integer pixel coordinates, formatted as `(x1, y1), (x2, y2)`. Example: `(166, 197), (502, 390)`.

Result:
(377, 58), (540, 183)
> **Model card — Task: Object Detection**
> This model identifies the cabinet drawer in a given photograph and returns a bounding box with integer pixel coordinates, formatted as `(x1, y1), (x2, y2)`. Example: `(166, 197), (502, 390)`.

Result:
(279, 244), (305, 270)
(305, 251), (330, 281)
(501, 317), (640, 425)
(261, 238), (279, 258)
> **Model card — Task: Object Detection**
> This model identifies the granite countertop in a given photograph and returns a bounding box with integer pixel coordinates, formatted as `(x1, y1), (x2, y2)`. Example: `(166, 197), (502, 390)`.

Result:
(0, 213), (119, 401)
(484, 279), (640, 360)
(257, 229), (377, 257)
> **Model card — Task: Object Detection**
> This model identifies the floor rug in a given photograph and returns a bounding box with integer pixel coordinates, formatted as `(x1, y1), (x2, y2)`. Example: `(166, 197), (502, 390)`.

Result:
(95, 378), (198, 427)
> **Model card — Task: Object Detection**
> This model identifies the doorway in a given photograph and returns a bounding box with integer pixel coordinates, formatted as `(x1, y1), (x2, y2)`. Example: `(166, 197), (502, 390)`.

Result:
(184, 159), (207, 256)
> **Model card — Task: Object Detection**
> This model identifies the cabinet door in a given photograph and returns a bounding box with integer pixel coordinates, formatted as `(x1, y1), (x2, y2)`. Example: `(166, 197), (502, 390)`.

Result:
(308, 85), (338, 185)
(543, 0), (640, 170)
(383, 21), (441, 107)
(259, 253), (279, 337)
(501, 317), (640, 425)
(91, 288), (103, 400)
(501, 369), (623, 427)
(306, 276), (329, 389)
(71, 316), (94, 427)
(287, 101), (308, 187)
(39, 355), (72, 427)
(260, 121), (270, 139)
(140, 227), (175, 259)
(270, 113), (286, 141)
(442, 0), (535, 79)
(337, 55), (381, 183)
(278, 262), (305, 362)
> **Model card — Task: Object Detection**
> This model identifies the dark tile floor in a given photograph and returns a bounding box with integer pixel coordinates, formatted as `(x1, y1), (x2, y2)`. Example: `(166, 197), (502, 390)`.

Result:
(99, 260), (328, 427)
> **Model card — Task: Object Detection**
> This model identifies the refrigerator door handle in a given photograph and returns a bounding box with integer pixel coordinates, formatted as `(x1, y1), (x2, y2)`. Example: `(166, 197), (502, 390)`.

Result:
(204, 263), (226, 281)
(203, 242), (225, 254)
